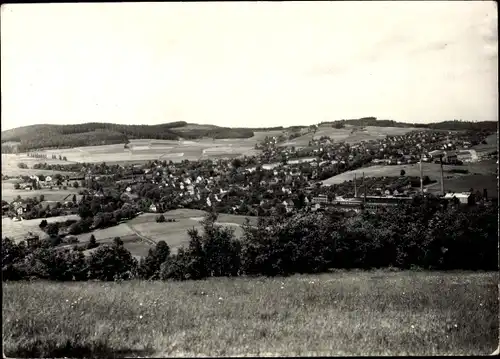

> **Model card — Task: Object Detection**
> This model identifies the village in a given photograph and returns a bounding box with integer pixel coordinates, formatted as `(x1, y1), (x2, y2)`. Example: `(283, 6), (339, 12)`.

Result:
(3, 127), (497, 230)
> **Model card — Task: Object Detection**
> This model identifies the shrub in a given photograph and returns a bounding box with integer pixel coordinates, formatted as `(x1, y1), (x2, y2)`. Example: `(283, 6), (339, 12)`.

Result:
(14, 183), (21, 190)
(156, 214), (166, 223)
(39, 220), (48, 229)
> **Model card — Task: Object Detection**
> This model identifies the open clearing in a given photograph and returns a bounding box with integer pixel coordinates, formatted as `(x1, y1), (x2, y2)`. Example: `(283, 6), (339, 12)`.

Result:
(3, 271), (497, 357)
(1, 180), (81, 203)
(1, 154), (79, 178)
(321, 160), (498, 188)
(127, 209), (257, 253)
(1, 215), (81, 243)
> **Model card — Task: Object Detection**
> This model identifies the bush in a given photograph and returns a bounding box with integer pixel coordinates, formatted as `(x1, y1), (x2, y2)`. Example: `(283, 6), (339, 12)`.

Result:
(39, 220), (48, 229)
(14, 183), (21, 190)
(156, 214), (166, 223)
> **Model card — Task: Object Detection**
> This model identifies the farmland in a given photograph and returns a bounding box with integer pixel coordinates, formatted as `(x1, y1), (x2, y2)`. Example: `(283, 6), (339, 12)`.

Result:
(283, 125), (425, 147)
(321, 159), (498, 190)
(1, 153), (79, 178)
(1, 215), (81, 243)
(1, 180), (81, 203)
(1, 125), (430, 166)
(3, 271), (498, 357)
(32, 131), (284, 165)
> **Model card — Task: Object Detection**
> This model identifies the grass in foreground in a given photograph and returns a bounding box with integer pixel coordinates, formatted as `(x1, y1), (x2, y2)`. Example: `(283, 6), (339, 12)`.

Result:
(3, 270), (498, 357)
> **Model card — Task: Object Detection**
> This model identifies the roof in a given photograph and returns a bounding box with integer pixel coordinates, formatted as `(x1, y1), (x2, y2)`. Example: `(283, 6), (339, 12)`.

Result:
(443, 192), (471, 199)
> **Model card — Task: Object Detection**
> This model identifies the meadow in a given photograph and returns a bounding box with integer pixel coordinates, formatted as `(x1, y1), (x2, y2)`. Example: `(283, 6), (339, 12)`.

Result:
(321, 159), (498, 191)
(2, 209), (257, 259)
(1, 180), (81, 203)
(1, 153), (79, 178)
(2, 271), (498, 357)
(1, 215), (81, 243)
(283, 125), (423, 147)
(35, 132), (276, 164)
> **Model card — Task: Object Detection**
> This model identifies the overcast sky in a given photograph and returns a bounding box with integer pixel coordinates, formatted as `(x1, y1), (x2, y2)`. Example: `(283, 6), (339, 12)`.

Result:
(1, 1), (497, 131)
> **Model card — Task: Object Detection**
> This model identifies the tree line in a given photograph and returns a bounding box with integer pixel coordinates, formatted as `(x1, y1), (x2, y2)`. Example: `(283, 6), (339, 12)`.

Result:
(3, 195), (497, 282)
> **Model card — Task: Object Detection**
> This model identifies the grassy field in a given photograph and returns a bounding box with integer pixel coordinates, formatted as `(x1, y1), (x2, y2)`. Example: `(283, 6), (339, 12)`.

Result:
(321, 160), (498, 188)
(30, 137), (263, 164)
(283, 125), (423, 147)
(3, 126), (427, 166)
(1, 180), (81, 203)
(1, 215), (81, 242)
(2, 271), (498, 357)
(1, 154), (79, 178)
(127, 209), (257, 253)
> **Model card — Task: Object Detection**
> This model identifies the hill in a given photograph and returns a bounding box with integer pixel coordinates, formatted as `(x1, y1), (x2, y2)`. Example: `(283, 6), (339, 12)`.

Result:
(0, 122), (257, 153)
(321, 117), (498, 132)
(2, 119), (497, 153)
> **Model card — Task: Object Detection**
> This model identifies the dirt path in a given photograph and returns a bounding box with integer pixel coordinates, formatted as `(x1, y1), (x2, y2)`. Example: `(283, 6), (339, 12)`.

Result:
(125, 223), (156, 247)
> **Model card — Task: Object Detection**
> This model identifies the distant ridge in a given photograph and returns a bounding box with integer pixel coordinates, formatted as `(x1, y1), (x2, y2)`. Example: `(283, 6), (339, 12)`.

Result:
(320, 117), (498, 131)
(1, 118), (496, 153)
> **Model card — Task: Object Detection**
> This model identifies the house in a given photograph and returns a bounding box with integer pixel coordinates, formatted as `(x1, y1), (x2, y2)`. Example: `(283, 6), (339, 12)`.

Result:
(149, 204), (158, 212)
(443, 192), (472, 204)
(428, 150), (444, 159)
(443, 151), (458, 164)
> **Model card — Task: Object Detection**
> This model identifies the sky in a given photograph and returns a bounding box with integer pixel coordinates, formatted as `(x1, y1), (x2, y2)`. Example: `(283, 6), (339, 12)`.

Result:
(1, 1), (498, 131)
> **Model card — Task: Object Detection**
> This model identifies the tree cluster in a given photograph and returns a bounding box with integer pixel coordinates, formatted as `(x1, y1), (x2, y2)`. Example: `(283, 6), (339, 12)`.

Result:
(3, 198), (497, 282)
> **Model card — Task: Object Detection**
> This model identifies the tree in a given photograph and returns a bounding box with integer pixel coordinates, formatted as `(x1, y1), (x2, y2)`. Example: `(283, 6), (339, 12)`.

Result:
(45, 222), (59, 237)
(87, 244), (137, 281)
(113, 237), (124, 247)
(400, 169), (406, 176)
(17, 162), (28, 169)
(14, 183), (21, 190)
(39, 219), (48, 229)
(72, 194), (77, 203)
(39, 194), (45, 202)
(87, 234), (98, 250)
(156, 214), (166, 223)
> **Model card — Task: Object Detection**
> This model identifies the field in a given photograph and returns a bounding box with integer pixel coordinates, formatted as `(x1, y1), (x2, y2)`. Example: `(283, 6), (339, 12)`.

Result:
(2, 271), (498, 357)
(321, 160), (498, 196)
(1, 153), (79, 178)
(35, 135), (271, 164)
(1, 180), (81, 203)
(3, 126), (427, 166)
(283, 125), (423, 147)
(126, 209), (256, 254)
(1, 215), (81, 242)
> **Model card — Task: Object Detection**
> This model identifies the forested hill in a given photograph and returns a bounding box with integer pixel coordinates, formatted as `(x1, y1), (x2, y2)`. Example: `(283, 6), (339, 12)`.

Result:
(322, 117), (498, 131)
(0, 122), (256, 152)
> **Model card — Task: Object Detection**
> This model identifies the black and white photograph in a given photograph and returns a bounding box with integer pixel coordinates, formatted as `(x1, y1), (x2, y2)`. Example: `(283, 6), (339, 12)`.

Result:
(1, 1), (498, 357)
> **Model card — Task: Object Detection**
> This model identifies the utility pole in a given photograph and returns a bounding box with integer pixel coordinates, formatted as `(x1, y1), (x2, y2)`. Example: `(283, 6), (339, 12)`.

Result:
(362, 171), (367, 205)
(419, 152), (424, 194)
(439, 154), (445, 196)
(354, 173), (358, 197)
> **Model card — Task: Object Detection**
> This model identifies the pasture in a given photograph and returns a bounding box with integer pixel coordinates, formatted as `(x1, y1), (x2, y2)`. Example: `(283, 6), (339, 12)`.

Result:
(1, 180), (81, 203)
(1, 154), (79, 178)
(321, 160), (498, 187)
(283, 125), (423, 147)
(30, 133), (275, 165)
(127, 209), (257, 253)
(1, 215), (81, 243)
(3, 271), (498, 357)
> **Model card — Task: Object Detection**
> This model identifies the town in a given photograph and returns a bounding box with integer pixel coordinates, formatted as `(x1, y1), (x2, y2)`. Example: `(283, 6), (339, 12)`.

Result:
(3, 126), (497, 225)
